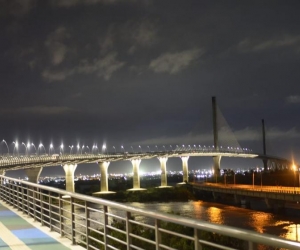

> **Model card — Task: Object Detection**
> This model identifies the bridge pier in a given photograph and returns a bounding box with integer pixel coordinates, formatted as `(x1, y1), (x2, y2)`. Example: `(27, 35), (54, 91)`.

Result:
(180, 156), (189, 184)
(213, 156), (221, 178)
(93, 161), (115, 195)
(62, 164), (77, 193)
(128, 159), (145, 191)
(25, 167), (43, 183)
(264, 198), (285, 212)
(158, 157), (171, 188)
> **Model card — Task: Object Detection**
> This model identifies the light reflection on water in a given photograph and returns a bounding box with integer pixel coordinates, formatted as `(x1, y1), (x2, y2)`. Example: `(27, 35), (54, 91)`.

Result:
(125, 201), (300, 242)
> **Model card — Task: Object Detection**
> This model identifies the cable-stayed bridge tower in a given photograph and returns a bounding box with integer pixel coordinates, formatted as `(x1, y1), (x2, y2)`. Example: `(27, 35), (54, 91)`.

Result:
(212, 97), (221, 177)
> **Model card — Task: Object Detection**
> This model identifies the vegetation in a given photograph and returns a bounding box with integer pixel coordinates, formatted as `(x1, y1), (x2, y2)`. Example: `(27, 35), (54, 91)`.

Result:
(79, 212), (245, 250)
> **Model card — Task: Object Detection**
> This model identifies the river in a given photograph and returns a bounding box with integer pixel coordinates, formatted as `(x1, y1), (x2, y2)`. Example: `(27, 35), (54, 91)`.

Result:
(123, 200), (300, 242)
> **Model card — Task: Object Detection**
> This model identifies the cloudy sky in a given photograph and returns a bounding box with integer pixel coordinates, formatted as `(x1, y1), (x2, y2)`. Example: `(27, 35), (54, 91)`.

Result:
(1, 0), (300, 176)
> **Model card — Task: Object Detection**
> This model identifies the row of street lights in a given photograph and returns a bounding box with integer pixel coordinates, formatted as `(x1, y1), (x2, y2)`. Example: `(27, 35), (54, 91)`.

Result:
(1, 139), (253, 156)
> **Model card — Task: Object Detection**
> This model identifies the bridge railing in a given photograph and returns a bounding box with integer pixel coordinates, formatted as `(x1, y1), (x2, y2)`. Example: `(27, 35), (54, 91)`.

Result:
(0, 148), (257, 169)
(0, 176), (300, 250)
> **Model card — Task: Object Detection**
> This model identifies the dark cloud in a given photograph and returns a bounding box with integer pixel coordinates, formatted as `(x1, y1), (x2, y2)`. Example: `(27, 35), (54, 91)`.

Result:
(1, 0), (300, 175)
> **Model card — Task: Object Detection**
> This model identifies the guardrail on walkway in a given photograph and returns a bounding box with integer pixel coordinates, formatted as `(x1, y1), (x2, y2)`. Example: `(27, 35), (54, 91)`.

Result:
(1, 175), (300, 250)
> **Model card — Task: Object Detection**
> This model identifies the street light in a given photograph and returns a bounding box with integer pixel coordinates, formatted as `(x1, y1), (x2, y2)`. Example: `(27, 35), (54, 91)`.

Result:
(49, 143), (53, 155)
(113, 146), (116, 153)
(139, 145), (142, 153)
(77, 144), (80, 154)
(38, 143), (46, 155)
(60, 143), (64, 155)
(81, 145), (85, 154)
(27, 142), (31, 155)
(31, 143), (37, 155)
(13, 141), (19, 156)
(22, 142), (27, 155)
(252, 170), (255, 189)
(121, 145), (124, 153)
(69, 145), (73, 154)
(2, 140), (9, 155)
(102, 145), (107, 154)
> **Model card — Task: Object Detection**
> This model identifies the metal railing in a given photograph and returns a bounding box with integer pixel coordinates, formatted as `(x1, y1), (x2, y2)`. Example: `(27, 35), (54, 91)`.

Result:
(1, 175), (300, 250)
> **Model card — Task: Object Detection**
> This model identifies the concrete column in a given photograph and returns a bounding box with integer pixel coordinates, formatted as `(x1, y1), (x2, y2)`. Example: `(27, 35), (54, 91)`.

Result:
(62, 164), (77, 192)
(158, 157), (168, 187)
(213, 156), (221, 177)
(181, 156), (189, 183)
(132, 159), (141, 189)
(25, 167), (43, 183)
(99, 161), (110, 192)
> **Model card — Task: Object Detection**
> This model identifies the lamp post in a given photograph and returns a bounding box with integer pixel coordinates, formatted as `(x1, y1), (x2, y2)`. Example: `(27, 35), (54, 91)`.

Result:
(102, 145), (107, 155)
(27, 142), (31, 155)
(39, 143), (46, 155)
(121, 145), (124, 153)
(22, 142), (27, 155)
(13, 141), (19, 156)
(49, 143), (53, 155)
(69, 145), (73, 154)
(2, 140), (9, 155)
(252, 170), (254, 189)
(31, 143), (37, 155)
(233, 171), (236, 185)
(139, 145), (142, 153)
(60, 143), (64, 155)
(113, 146), (116, 153)
(77, 144), (80, 154)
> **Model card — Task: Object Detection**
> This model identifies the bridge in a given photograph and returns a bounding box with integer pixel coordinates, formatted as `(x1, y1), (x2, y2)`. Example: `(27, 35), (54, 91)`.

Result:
(0, 97), (298, 194)
(0, 148), (296, 194)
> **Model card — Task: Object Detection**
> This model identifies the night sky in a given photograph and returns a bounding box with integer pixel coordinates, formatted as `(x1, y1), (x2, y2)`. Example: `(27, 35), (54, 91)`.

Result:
(1, 0), (300, 177)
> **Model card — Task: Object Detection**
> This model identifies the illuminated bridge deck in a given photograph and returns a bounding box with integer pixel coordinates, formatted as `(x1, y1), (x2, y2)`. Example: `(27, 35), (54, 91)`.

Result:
(0, 201), (83, 250)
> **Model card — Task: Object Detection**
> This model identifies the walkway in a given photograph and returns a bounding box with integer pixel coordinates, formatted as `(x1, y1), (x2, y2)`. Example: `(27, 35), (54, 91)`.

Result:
(0, 201), (83, 250)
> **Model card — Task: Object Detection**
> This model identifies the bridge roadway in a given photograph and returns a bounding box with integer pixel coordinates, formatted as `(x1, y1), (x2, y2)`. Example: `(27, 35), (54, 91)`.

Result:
(0, 149), (296, 194)
(191, 182), (300, 209)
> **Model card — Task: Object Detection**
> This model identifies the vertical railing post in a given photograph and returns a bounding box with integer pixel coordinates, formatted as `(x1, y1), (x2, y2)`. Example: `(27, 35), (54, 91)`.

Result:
(59, 195), (64, 236)
(71, 197), (76, 245)
(126, 211), (132, 250)
(248, 241), (254, 250)
(21, 185), (25, 213)
(40, 188), (44, 226)
(155, 219), (161, 250)
(85, 201), (90, 249)
(49, 192), (53, 231)
(33, 187), (37, 221)
(194, 228), (202, 250)
(104, 205), (109, 248)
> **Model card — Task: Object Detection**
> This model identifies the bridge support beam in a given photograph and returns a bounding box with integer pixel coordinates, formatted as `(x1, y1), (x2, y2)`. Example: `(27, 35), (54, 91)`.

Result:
(25, 167), (43, 183)
(180, 156), (189, 183)
(213, 156), (221, 178)
(63, 164), (77, 193)
(158, 157), (171, 188)
(93, 162), (115, 195)
(128, 159), (145, 191)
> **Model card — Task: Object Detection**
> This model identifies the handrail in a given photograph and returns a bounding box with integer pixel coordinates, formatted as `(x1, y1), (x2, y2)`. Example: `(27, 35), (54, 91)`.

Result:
(1, 175), (300, 250)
